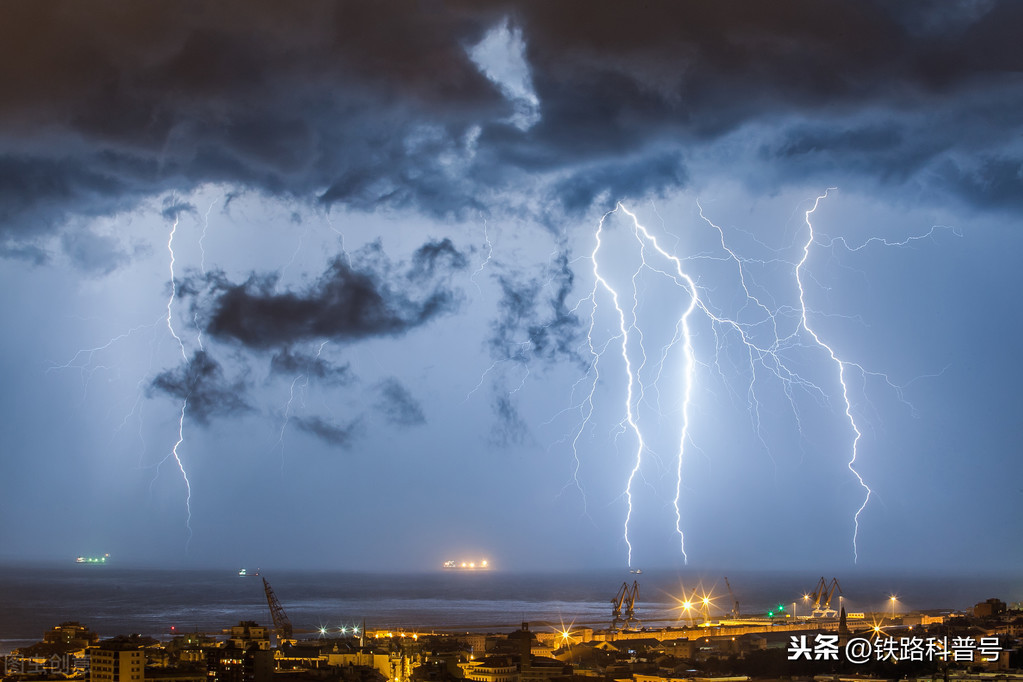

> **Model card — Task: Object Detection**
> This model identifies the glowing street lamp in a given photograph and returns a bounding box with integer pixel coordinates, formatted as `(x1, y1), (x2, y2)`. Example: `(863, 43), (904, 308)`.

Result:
(890, 595), (897, 620)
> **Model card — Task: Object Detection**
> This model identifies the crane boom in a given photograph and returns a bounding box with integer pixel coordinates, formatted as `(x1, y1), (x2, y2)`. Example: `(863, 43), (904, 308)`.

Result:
(809, 576), (842, 617)
(624, 580), (640, 628)
(610, 581), (641, 630)
(263, 577), (293, 643)
(723, 577), (740, 619)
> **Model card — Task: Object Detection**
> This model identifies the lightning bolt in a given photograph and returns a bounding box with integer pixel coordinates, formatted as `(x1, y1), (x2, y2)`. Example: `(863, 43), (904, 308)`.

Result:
(470, 213), (494, 294)
(199, 198), (216, 276)
(156, 210), (194, 544)
(171, 399), (193, 542)
(47, 319), (162, 399)
(586, 208), (647, 566)
(326, 210), (353, 269)
(575, 192), (949, 566)
(274, 340), (328, 468)
(796, 189), (869, 562)
(166, 214), (188, 363)
(275, 374), (307, 472)
(193, 197), (219, 351)
(585, 200), (823, 565)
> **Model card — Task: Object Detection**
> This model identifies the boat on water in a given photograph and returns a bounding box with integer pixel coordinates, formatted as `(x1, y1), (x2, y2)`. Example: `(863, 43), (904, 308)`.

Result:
(442, 559), (490, 570)
(238, 568), (260, 576)
(76, 554), (110, 564)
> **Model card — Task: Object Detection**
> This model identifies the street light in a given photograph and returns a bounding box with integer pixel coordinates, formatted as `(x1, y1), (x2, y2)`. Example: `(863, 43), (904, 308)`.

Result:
(890, 595), (897, 620)
(682, 599), (695, 626)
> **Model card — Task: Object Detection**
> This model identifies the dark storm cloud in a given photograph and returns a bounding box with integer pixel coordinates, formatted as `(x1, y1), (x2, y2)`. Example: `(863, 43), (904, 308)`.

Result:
(408, 238), (470, 281)
(375, 378), (426, 427)
(489, 253), (580, 364)
(0, 1), (503, 244)
(269, 348), (354, 385)
(934, 156), (1023, 210)
(199, 240), (466, 349)
(149, 350), (250, 424)
(292, 415), (358, 447)
(2, 0), (1022, 251)
(551, 152), (688, 214)
(490, 393), (530, 447)
(160, 199), (196, 222)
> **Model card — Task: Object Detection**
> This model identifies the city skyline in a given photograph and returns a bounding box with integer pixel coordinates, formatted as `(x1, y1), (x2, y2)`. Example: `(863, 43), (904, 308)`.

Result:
(1, 1), (1021, 572)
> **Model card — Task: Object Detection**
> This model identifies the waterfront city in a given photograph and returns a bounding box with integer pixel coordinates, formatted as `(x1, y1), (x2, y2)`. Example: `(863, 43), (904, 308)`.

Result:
(3, 569), (1022, 682)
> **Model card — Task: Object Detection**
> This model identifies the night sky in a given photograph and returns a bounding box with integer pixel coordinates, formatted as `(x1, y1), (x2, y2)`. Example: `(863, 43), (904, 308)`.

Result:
(2, 1), (1021, 573)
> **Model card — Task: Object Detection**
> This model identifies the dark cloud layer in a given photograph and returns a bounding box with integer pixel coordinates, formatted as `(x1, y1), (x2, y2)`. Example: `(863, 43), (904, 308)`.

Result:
(149, 350), (249, 424)
(269, 348), (353, 385)
(489, 253), (579, 364)
(2, 0), (1022, 253)
(198, 240), (466, 349)
(292, 415), (358, 447)
(375, 378), (426, 427)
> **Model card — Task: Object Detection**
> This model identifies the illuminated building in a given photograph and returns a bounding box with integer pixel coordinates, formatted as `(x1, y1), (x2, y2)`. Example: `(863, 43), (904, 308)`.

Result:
(43, 621), (100, 650)
(205, 645), (272, 682)
(460, 656), (517, 682)
(225, 622), (270, 651)
(90, 640), (145, 682)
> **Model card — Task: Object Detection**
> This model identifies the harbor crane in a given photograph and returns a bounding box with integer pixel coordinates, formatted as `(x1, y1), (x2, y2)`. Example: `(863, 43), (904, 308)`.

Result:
(610, 581), (640, 631)
(809, 577), (843, 617)
(723, 577), (740, 619)
(263, 577), (294, 645)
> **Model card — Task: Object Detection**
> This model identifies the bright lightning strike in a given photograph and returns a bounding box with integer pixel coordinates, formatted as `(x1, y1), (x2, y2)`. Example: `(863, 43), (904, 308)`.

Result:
(586, 208), (648, 567)
(166, 214), (188, 363)
(157, 210), (194, 544)
(170, 399), (193, 543)
(796, 190), (870, 562)
(573, 191), (948, 567)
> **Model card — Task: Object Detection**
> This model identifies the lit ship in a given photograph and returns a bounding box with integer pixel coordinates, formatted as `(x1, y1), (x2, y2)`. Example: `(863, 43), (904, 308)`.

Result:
(442, 559), (490, 570)
(76, 554), (110, 564)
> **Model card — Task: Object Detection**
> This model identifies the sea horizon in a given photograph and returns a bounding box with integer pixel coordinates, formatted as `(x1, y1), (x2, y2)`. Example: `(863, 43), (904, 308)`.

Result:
(1, 563), (1019, 655)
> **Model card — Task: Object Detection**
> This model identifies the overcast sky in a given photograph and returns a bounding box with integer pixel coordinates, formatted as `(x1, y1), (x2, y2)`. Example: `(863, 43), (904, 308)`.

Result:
(1, 1), (1021, 574)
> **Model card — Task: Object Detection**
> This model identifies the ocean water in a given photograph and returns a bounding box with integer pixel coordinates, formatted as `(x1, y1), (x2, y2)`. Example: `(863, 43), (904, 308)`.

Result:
(1, 565), (1019, 655)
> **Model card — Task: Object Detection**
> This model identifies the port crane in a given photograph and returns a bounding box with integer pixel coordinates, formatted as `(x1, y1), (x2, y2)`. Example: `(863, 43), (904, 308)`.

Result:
(263, 577), (294, 645)
(808, 577), (843, 617)
(723, 577), (740, 619)
(610, 581), (640, 631)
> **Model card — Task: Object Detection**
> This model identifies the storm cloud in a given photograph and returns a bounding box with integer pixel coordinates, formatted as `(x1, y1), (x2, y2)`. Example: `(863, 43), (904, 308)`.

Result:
(3, 0), (1023, 255)
(292, 415), (359, 447)
(489, 253), (580, 364)
(197, 239), (467, 349)
(269, 348), (354, 385)
(375, 378), (426, 427)
(149, 350), (250, 424)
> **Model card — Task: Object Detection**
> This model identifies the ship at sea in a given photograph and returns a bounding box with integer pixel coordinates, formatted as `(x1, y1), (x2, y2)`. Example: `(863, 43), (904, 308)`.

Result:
(442, 559), (490, 570)
(238, 568), (260, 577)
(76, 554), (110, 564)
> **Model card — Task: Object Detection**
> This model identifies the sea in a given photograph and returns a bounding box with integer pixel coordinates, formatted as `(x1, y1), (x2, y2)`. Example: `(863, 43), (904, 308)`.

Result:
(1, 564), (1019, 655)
